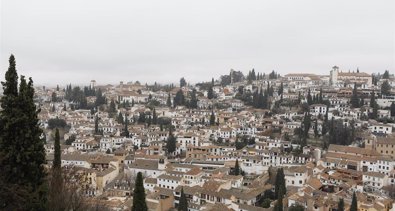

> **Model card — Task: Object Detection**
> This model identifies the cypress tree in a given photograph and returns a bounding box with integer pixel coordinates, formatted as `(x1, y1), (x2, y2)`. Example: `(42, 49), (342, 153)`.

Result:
(109, 99), (116, 114)
(307, 89), (312, 105)
(178, 188), (188, 211)
(48, 128), (63, 210)
(233, 159), (241, 176)
(117, 112), (124, 124)
(207, 86), (214, 99)
(166, 128), (177, 155)
(210, 111), (216, 126)
(53, 128), (61, 169)
(273, 194), (283, 211)
(95, 115), (99, 134)
(167, 93), (172, 107)
(275, 168), (286, 199)
(189, 89), (198, 108)
(152, 108), (157, 124)
(278, 82), (283, 95)
(350, 192), (358, 211)
(314, 119), (319, 138)
(0, 55), (47, 210)
(369, 90), (375, 107)
(337, 198), (344, 211)
(381, 80), (391, 96)
(124, 114), (129, 137)
(132, 172), (148, 211)
(351, 83), (360, 108)
(391, 102), (395, 117)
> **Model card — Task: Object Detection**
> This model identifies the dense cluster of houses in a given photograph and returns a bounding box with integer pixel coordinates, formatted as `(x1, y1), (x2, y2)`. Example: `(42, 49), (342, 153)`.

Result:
(38, 67), (395, 210)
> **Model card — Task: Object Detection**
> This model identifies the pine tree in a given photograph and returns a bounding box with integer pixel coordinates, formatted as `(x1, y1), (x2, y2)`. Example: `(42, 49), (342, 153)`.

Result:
(337, 198), (344, 211)
(275, 168), (286, 199)
(0, 55), (47, 210)
(63, 103), (67, 111)
(132, 172), (148, 211)
(210, 111), (216, 126)
(178, 187), (188, 211)
(350, 192), (358, 211)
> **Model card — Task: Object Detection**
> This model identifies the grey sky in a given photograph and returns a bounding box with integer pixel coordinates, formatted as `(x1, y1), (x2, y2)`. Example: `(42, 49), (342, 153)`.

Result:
(1, 0), (394, 86)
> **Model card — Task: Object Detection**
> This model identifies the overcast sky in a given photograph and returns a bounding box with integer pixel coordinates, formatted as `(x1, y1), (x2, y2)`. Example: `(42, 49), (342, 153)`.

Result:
(1, 0), (394, 86)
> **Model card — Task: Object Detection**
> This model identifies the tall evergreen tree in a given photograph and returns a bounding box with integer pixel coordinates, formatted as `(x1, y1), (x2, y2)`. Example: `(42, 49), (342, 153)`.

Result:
(278, 82), (283, 95)
(0, 55), (47, 210)
(210, 111), (216, 126)
(52, 91), (57, 102)
(307, 89), (313, 105)
(132, 172), (148, 211)
(391, 102), (395, 117)
(178, 188), (188, 211)
(383, 70), (390, 79)
(314, 119), (319, 138)
(233, 159), (241, 176)
(351, 83), (360, 108)
(189, 89), (198, 109)
(337, 198), (345, 211)
(207, 86), (214, 99)
(53, 128), (61, 169)
(174, 89), (185, 107)
(381, 80), (391, 96)
(350, 192), (358, 211)
(275, 168), (286, 199)
(48, 128), (64, 211)
(166, 128), (176, 155)
(180, 77), (187, 87)
(123, 114), (129, 137)
(117, 112), (124, 124)
(109, 99), (116, 114)
(95, 115), (99, 134)
(167, 93), (172, 107)
(273, 194), (283, 211)
(370, 90), (376, 107)
(152, 108), (157, 124)
(319, 88), (323, 103)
